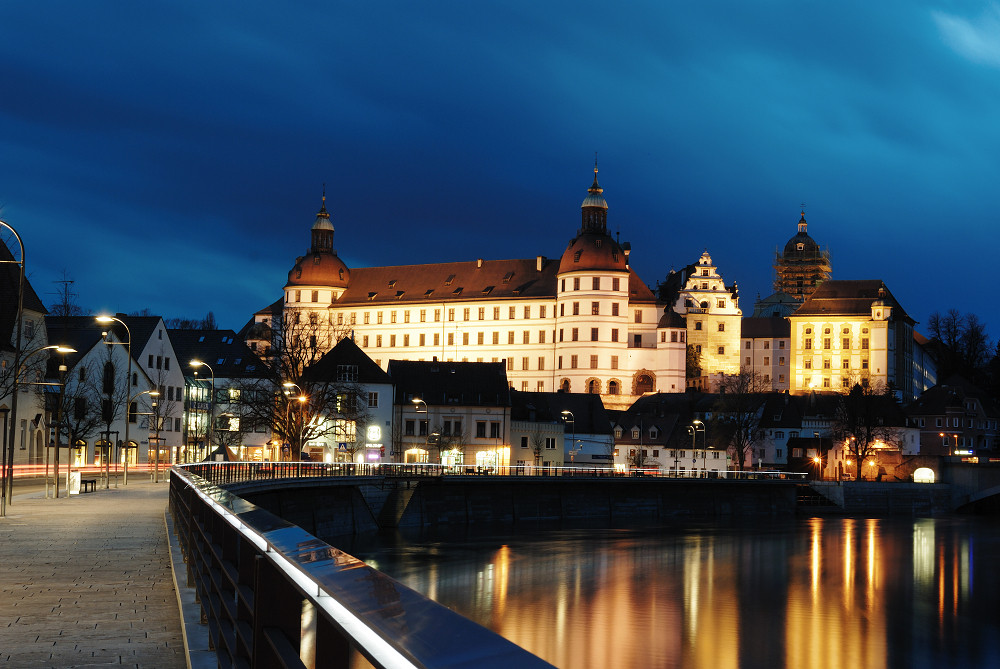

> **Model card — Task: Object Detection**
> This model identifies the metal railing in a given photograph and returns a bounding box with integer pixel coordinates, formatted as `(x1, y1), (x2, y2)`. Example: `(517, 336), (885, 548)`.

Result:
(169, 465), (553, 669)
(182, 460), (811, 486)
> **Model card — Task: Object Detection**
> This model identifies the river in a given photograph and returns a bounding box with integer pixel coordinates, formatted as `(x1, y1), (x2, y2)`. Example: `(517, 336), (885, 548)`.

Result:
(343, 515), (1000, 669)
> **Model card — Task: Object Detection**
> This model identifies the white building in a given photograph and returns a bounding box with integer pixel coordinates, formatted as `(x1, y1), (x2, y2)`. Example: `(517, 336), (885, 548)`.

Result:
(248, 168), (688, 410)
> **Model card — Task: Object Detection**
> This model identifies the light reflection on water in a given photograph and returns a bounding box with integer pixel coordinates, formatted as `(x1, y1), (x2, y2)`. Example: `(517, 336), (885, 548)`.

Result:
(345, 516), (1000, 669)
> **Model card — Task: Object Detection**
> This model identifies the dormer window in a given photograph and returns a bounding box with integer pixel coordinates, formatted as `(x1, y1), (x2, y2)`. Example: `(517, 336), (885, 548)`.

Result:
(574, 251), (582, 262)
(797, 243), (804, 251)
(482, 286), (494, 295)
(595, 239), (602, 248)
(424, 289), (434, 297)
(367, 292), (377, 301)
(701, 269), (709, 276)
(388, 280), (396, 288)
(445, 274), (456, 286)
(502, 272), (514, 283)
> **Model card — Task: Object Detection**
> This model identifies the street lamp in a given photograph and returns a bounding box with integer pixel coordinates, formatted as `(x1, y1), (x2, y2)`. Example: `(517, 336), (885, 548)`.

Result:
(560, 410), (575, 470)
(812, 455), (822, 480)
(0, 220), (24, 518)
(283, 382), (308, 460)
(683, 419), (705, 478)
(97, 315), (132, 484)
(190, 359), (215, 461)
(123, 389), (158, 484)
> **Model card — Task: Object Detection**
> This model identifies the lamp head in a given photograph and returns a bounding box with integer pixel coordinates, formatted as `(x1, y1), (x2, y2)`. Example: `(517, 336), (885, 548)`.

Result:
(95, 315), (114, 324)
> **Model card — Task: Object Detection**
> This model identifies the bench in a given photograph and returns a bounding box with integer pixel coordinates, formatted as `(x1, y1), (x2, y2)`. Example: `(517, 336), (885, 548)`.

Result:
(80, 478), (97, 493)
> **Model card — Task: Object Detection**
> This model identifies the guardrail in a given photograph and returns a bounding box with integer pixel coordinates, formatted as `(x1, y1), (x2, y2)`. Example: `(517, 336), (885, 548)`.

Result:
(169, 465), (554, 669)
(182, 460), (810, 486)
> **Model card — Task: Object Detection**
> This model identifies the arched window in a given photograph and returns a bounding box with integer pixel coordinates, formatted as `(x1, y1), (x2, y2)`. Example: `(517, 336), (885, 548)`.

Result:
(560, 378), (570, 392)
(700, 301), (709, 309)
(608, 380), (620, 395)
(588, 379), (600, 394)
(635, 374), (654, 394)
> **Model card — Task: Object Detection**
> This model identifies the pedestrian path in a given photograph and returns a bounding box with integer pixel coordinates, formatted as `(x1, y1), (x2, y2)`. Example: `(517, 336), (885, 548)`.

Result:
(0, 480), (186, 668)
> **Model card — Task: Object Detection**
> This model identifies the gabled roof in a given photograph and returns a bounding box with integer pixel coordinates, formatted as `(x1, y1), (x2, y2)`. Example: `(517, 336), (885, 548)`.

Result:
(102, 314), (164, 352)
(302, 337), (391, 385)
(906, 375), (999, 418)
(43, 316), (108, 371)
(510, 390), (612, 435)
(741, 317), (790, 339)
(1, 238), (47, 352)
(168, 329), (268, 379)
(388, 360), (509, 407)
(791, 280), (912, 322)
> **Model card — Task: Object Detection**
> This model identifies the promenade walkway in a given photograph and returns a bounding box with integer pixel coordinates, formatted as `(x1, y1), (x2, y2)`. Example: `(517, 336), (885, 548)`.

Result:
(0, 480), (186, 668)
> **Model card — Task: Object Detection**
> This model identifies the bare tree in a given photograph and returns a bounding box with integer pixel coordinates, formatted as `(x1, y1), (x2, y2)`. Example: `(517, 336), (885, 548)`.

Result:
(714, 370), (768, 471)
(831, 380), (901, 481)
(53, 359), (105, 455)
(928, 309), (995, 385)
(237, 312), (365, 460)
(529, 429), (545, 467)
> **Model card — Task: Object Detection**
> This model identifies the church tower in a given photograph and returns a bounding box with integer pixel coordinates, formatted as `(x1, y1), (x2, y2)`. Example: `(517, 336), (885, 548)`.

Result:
(774, 211), (831, 301)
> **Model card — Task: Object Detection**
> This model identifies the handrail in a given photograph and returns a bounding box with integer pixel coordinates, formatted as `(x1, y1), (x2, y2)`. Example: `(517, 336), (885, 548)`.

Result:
(169, 466), (553, 668)
(180, 460), (811, 485)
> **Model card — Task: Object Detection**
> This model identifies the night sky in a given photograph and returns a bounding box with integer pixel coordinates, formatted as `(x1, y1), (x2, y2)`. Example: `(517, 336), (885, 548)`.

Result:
(2, 2), (998, 337)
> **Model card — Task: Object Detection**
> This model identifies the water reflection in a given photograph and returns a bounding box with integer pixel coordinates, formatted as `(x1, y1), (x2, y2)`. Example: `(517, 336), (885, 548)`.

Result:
(346, 516), (1000, 668)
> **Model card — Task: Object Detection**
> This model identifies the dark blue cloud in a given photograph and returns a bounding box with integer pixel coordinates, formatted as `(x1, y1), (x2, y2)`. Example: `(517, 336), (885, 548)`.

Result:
(1, 1), (997, 336)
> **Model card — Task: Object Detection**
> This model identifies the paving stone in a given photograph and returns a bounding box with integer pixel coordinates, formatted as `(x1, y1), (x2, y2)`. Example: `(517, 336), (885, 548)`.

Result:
(0, 481), (186, 668)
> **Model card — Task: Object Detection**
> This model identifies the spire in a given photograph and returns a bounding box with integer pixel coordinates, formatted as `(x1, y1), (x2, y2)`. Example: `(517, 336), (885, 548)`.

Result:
(580, 159), (608, 233)
(797, 211), (807, 234)
(310, 188), (334, 253)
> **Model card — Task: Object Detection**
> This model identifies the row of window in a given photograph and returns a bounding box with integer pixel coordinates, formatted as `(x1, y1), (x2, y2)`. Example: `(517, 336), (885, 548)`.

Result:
(560, 276), (623, 292)
(147, 354), (171, 370)
(804, 337), (870, 350)
(357, 328), (668, 348)
(518, 436), (558, 449)
(803, 359), (869, 371)
(556, 354), (621, 371)
(745, 340), (786, 349)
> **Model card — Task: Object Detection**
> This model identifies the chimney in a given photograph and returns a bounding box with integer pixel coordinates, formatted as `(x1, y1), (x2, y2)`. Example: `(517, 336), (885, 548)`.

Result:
(477, 258), (483, 268)
(536, 255), (545, 272)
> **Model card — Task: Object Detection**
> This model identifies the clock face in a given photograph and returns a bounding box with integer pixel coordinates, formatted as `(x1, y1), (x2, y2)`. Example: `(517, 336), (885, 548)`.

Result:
(367, 425), (381, 441)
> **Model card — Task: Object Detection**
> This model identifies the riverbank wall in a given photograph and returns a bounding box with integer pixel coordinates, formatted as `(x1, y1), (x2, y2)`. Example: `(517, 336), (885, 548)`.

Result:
(235, 477), (800, 536)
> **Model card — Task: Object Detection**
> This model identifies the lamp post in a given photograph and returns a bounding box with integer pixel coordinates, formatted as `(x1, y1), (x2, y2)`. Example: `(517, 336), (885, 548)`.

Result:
(282, 382), (307, 460)
(190, 360), (215, 462)
(123, 389), (158, 484)
(560, 410), (575, 470)
(684, 419), (704, 478)
(0, 220), (24, 518)
(412, 398), (428, 464)
(96, 315), (132, 484)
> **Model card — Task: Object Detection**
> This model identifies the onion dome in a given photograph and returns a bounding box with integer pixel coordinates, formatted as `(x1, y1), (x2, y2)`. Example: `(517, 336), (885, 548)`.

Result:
(285, 195), (350, 289)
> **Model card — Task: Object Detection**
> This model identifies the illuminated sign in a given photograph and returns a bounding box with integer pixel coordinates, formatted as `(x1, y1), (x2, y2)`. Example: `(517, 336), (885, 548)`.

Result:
(367, 425), (381, 441)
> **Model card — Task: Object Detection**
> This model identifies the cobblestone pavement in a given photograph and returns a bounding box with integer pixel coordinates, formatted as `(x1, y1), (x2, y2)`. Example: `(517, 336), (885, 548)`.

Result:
(0, 480), (186, 668)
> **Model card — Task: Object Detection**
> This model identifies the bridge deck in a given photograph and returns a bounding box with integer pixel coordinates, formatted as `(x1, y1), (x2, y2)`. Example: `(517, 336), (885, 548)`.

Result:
(0, 481), (186, 668)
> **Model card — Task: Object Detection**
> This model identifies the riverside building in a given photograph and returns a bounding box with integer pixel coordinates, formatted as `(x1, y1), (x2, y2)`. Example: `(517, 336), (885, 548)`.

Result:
(248, 168), (688, 409)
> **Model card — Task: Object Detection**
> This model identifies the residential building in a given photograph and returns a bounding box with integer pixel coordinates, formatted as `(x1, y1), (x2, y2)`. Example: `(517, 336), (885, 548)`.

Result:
(740, 317), (791, 391)
(300, 336), (394, 464)
(169, 329), (270, 462)
(1, 238), (49, 467)
(100, 315), (185, 465)
(43, 316), (155, 467)
(390, 360), (511, 471)
(905, 376), (999, 456)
